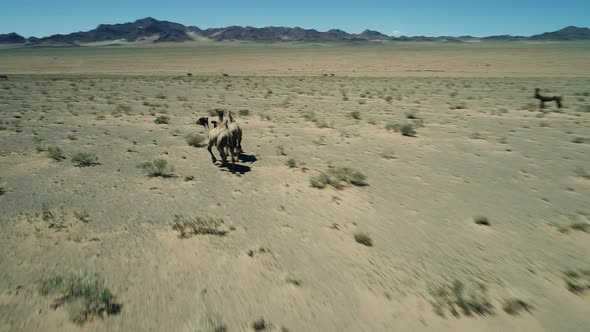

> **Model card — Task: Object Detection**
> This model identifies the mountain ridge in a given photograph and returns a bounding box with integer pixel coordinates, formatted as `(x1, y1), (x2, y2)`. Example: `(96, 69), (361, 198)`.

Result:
(1, 18), (589, 45)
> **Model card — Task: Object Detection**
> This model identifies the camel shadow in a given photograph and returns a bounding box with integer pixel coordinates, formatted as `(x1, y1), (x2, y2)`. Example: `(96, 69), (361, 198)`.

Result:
(219, 163), (251, 175)
(238, 153), (257, 163)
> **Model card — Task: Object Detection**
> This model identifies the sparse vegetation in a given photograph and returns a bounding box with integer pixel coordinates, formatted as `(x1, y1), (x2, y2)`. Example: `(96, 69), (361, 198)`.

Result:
(563, 269), (590, 294)
(154, 115), (170, 124)
(73, 210), (90, 223)
(380, 149), (396, 159)
(286, 276), (302, 286)
(405, 110), (417, 119)
(238, 109), (250, 116)
(38, 271), (121, 324)
(192, 313), (227, 332)
(310, 167), (367, 189)
(473, 216), (490, 226)
(171, 214), (226, 238)
(430, 280), (493, 317)
(469, 132), (484, 140)
(449, 101), (467, 110)
(385, 122), (416, 136)
(350, 111), (361, 119)
(286, 159), (297, 168)
(186, 134), (206, 147)
(139, 159), (175, 178)
(252, 318), (267, 331)
(503, 297), (533, 315)
(354, 231), (373, 246)
(276, 145), (286, 156)
(71, 152), (99, 167)
(48, 146), (65, 161)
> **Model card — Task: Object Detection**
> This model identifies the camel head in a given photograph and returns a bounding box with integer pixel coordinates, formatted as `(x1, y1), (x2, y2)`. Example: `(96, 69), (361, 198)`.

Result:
(211, 120), (218, 128)
(196, 117), (209, 127)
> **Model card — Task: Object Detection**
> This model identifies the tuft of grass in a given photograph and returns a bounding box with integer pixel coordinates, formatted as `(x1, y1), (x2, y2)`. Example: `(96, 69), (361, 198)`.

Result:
(48, 146), (65, 161)
(430, 280), (493, 317)
(154, 115), (170, 124)
(380, 149), (396, 159)
(405, 110), (417, 119)
(469, 132), (484, 140)
(473, 216), (490, 226)
(350, 111), (361, 120)
(400, 123), (416, 137)
(192, 313), (227, 332)
(503, 297), (533, 315)
(0, 187), (5, 196)
(238, 109), (250, 117)
(563, 269), (590, 294)
(276, 145), (286, 156)
(252, 318), (267, 331)
(171, 214), (226, 238)
(186, 134), (206, 147)
(385, 122), (416, 136)
(310, 167), (367, 189)
(73, 210), (90, 223)
(571, 137), (588, 144)
(71, 152), (99, 167)
(139, 159), (175, 178)
(354, 231), (373, 246)
(286, 159), (297, 168)
(286, 276), (302, 287)
(38, 271), (121, 324)
(449, 101), (467, 110)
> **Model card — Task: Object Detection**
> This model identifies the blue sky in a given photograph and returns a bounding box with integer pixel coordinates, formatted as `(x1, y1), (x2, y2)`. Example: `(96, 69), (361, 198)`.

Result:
(2, 0), (589, 38)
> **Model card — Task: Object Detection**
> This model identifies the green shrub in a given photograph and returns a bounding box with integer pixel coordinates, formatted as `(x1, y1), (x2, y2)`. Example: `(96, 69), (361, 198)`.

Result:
(310, 167), (367, 189)
(71, 152), (99, 167)
(38, 271), (121, 324)
(48, 146), (65, 161)
(503, 298), (533, 315)
(154, 115), (170, 124)
(400, 123), (416, 137)
(186, 134), (205, 147)
(139, 159), (175, 178)
(350, 111), (361, 119)
(286, 159), (297, 168)
(171, 214), (226, 238)
(473, 216), (490, 226)
(563, 269), (590, 294)
(430, 280), (493, 317)
(354, 231), (373, 246)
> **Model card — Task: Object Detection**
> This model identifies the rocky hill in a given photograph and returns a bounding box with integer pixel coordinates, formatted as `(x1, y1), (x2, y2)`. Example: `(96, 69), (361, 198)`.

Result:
(4, 18), (590, 46)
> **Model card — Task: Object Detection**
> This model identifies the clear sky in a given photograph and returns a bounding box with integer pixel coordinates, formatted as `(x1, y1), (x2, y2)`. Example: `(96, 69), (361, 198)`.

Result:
(2, 0), (589, 38)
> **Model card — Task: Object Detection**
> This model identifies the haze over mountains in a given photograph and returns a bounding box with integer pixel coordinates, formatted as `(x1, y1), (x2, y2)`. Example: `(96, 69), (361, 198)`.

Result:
(1, 17), (590, 46)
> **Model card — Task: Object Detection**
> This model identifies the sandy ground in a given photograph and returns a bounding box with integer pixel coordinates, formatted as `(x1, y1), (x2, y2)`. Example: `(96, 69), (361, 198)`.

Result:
(0, 43), (589, 331)
(1, 41), (590, 77)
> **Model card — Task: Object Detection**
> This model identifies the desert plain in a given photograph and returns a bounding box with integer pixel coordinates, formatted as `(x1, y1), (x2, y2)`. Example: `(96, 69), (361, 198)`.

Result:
(0, 41), (589, 331)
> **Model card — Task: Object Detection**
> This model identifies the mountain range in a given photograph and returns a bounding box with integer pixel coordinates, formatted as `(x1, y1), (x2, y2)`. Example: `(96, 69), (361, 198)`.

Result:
(1, 17), (589, 46)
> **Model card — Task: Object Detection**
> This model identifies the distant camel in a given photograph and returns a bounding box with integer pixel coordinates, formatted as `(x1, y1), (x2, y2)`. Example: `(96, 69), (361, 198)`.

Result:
(534, 88), (562, 109)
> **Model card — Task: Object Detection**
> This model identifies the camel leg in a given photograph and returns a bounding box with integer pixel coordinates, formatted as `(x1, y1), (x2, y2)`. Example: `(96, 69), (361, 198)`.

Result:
(229, 147), (236, 173)
(556, 99), (562, 108)
(207, 142), (217, 163)
(540, 100), (545, 109)
(218, 145), (227, 165)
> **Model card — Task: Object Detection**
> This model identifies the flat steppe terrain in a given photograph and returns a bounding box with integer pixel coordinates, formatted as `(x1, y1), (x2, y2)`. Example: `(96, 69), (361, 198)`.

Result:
(0, 42), (589, 331)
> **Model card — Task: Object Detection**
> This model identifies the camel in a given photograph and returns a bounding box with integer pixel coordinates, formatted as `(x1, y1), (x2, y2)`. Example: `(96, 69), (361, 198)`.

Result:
(534, 88), (563, 109)
(197, 117), (238, 170)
